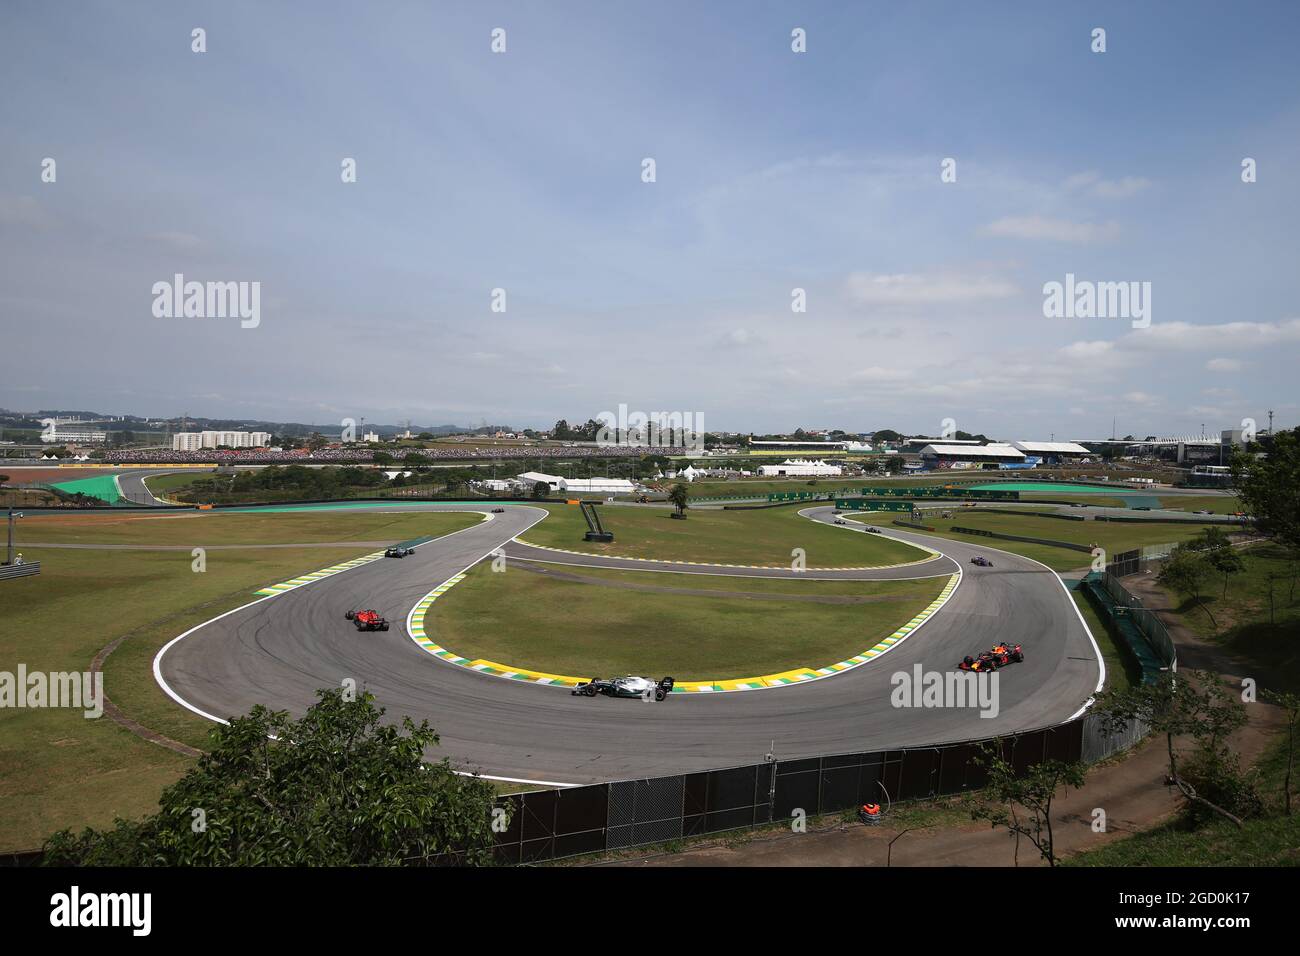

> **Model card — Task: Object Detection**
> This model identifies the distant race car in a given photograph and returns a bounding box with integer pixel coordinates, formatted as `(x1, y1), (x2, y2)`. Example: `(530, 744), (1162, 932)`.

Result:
(346, 609), (390, 632)
(864, 526), (881, 534)
(958, 643), (1023, 672)
(385, 547), (414, 558)
(834, 518), (847, 525)
(572, 675), (675, 701)
(970, 555), (993, 567)
(492, 507), (505, 513)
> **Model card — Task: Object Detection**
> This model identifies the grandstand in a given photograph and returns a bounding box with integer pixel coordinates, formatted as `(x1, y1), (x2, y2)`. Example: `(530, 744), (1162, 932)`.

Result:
(918, 443), (1026, 469)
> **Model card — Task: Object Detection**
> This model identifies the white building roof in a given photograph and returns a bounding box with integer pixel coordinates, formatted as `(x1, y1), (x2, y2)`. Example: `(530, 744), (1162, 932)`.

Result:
(563, 478), (636, 492)
(517, 471), (563, 484)
(1011, 441), (1091, 455)
(919, 444), (1026, 459)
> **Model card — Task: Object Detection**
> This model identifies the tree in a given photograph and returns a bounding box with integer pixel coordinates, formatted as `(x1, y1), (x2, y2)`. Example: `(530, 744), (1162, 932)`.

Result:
(42, 689), (504, 865)
(531, 481), (550, 499)
(1264, 689), (1300, 815)
(1157, 545), (1216, 629)
(965, 743), (1086, 866)
(1191, 525), (1231, 552)
(1093, 670), (1249, 827)
(1207, 545), (1244, 599)
(668, 482), (690, 517)
(306, 432), (328, 452)
(1232, 428), (1300, 600)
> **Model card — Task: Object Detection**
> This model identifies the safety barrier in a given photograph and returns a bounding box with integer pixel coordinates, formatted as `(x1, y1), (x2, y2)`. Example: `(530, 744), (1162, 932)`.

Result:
(976, 507), (1087, 521)
(0, 562), (40, 581)
(1084, 570), (1178, 681)
(492, 712), (1143, 863)
(1094, 513), (1247, 525)
(949, 526), (1093, 553)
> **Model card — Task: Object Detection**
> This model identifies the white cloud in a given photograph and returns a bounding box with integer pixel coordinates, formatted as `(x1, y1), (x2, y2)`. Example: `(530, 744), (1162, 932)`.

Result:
(1092, 176), (1151, 199)
(1129, 319), (1300, 352)
(845, 272), (1018, 305)
(982, 215), (1121, 242)
(1064, 171), (1151, 199)
(1057, 340), (1115, 360)
(148, 231), (202, 248)
(0, 196), (53, 230)
(1205, 357), (1243, 372)
(850, 365), (912, 383)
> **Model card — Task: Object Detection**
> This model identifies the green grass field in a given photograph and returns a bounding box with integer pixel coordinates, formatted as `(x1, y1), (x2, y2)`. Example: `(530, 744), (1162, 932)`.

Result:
(1065, 541), (1299, 866)
(888, 510), (1229, 571)
(17, 509), (482, 547)
(1065, 729), (1299, 866)
(429, 562), (948, 679)
(520, 504), (931, 568)
(1154, 494), (1243, 514)
(1163, 542), (1300, 693)
(0, 510), (483, 852)
(1072, 590), (1140, 692)
(142, 472), (212, 495)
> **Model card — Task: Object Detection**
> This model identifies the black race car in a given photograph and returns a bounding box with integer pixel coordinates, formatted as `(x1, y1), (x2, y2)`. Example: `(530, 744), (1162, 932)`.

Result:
(957, 643), (1023, 672)
(492, 507), (505, 513)
(970, 555), (993, 567)
(385, 546), (415, 558)
(572, 675), (675, 701)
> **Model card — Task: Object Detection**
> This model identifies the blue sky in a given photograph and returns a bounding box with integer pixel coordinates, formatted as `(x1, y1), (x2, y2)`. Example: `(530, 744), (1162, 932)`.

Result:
(2, 1), (1297, 438)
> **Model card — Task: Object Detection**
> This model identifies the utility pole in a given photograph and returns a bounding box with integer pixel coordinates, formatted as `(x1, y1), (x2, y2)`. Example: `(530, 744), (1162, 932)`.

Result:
(6, 509), (23, 566)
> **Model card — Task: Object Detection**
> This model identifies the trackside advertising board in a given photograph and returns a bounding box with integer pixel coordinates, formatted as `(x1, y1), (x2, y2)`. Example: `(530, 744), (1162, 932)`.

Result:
(858, 487), (1020, 500)
(834, 499), (914, 511)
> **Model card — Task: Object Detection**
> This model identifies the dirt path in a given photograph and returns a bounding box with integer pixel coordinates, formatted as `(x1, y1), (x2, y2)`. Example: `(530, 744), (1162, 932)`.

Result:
(614, 567), (1283, 867)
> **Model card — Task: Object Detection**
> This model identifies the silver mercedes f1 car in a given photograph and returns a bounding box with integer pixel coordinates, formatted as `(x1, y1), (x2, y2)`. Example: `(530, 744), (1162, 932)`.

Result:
(571, 675), (675, 701)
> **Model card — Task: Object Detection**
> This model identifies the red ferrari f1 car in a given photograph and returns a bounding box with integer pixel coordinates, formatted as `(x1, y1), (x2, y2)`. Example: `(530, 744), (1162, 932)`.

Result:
(346, 609), (390, 632)
(957, 642), (1023, 672)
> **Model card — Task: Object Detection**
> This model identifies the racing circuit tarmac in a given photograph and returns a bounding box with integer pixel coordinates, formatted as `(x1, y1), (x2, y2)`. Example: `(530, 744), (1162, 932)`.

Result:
(154, 503), (1104, 786)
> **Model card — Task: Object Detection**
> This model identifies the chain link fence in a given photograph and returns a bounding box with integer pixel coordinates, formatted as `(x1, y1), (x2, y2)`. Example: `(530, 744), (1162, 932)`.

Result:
(491, 714), (1143, 864)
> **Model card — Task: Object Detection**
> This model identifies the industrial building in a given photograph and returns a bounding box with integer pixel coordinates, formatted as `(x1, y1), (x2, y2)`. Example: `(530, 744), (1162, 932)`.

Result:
(513, 472), (637, 495)
(756, 458), (844, 477)
(1009, 441), (1091, 463)
(917, 443), (1027, 469)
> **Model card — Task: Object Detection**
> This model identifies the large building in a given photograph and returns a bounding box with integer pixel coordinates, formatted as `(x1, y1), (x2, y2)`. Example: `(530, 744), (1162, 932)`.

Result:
(746, 440), (858, 456)
(918, 443), (1026, 469)
(172, 430), (272, 451)
(1009, 441), (1091, 463)
(756, 458), (844, 477)
(513, 472), (636, 495)
(40, 422), (108, 444)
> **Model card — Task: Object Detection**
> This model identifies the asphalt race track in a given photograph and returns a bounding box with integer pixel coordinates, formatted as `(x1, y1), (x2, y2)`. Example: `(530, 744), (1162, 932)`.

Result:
(155, 503), (1103, 786)
(115, 468), (207, 505)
